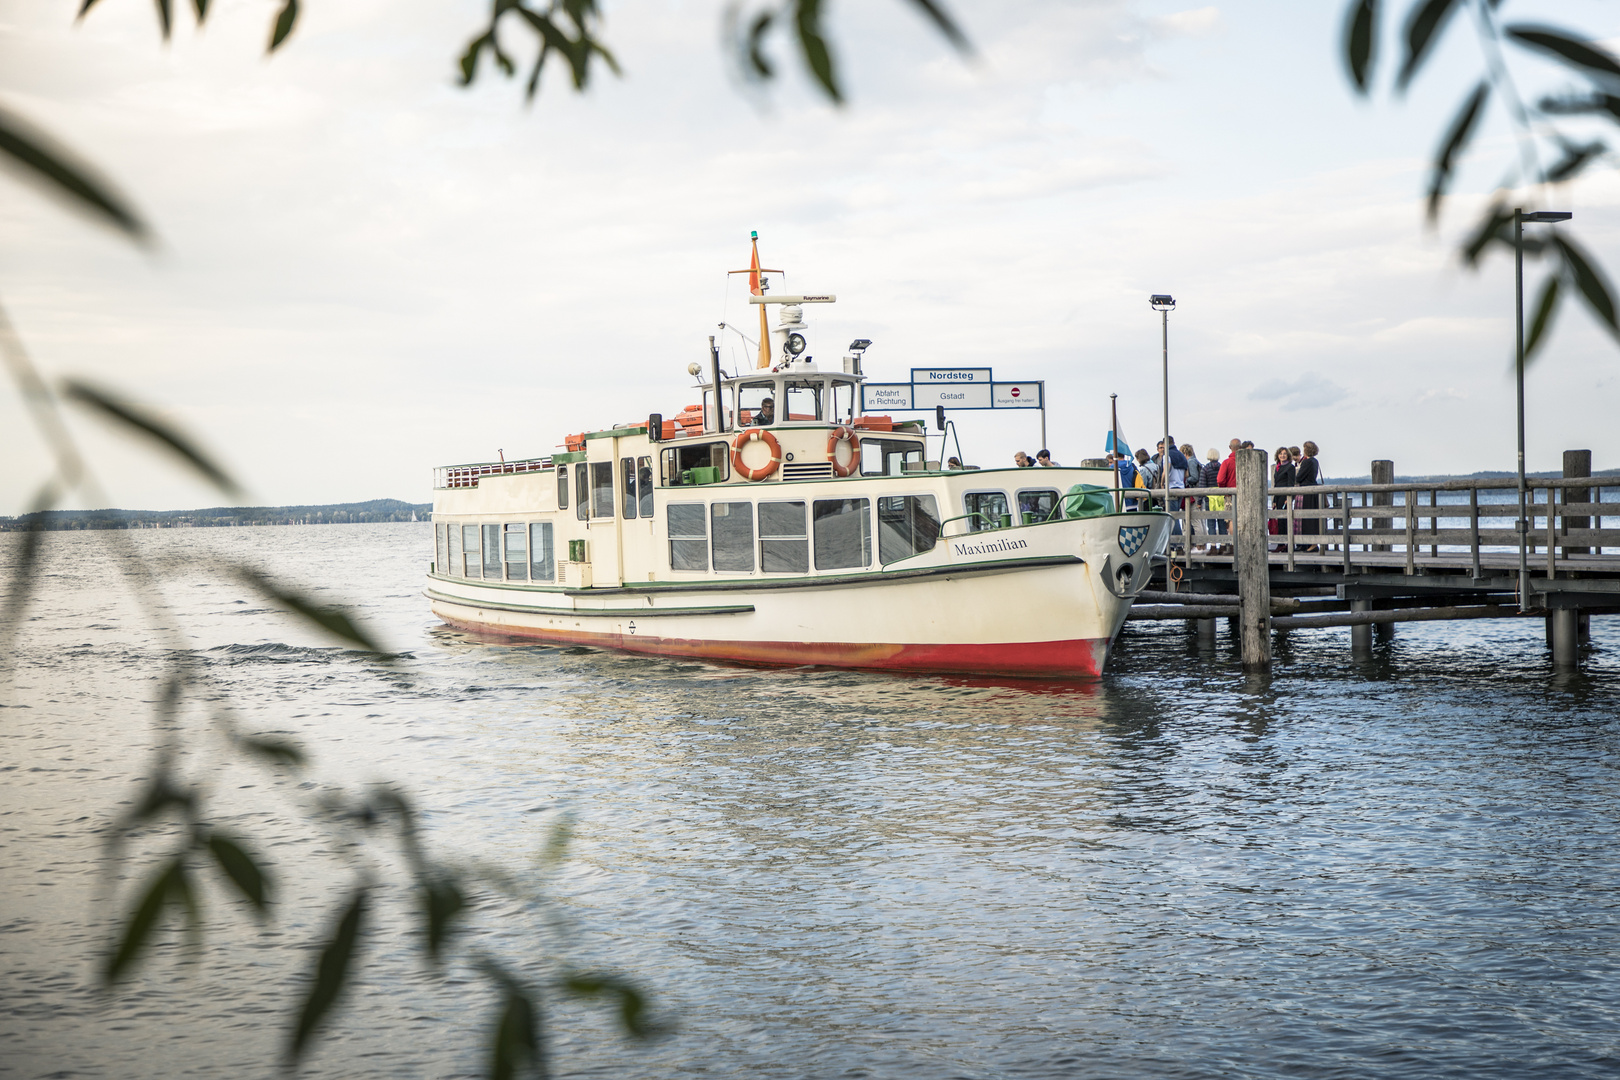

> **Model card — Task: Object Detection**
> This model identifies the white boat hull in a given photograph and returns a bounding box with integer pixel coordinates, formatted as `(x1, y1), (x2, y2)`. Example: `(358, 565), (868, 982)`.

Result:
(427, 512), (1170, 678)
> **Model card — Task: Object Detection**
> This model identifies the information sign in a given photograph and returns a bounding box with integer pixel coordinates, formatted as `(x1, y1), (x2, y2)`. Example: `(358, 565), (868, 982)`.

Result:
(912, 382), (992, 410)
(991, 382), (1043, 409)
(860, 383), (914, 411)
(910, 368), (992, 385)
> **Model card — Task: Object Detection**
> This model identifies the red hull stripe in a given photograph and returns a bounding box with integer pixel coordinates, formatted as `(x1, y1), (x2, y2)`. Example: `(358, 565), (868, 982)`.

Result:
(435, 609), (1109, 678)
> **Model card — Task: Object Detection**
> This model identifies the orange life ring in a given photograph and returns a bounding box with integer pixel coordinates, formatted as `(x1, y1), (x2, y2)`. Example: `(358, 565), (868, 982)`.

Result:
(732, 428), (782, 481)
(827, 426), (861, 477)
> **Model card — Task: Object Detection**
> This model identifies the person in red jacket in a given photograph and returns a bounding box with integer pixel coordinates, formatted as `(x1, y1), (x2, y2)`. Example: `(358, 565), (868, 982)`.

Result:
(1215, 438), (1240, 488)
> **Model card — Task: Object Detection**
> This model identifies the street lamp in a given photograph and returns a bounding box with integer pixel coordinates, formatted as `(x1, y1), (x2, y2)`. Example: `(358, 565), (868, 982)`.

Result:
(1150, 294), (1176, 502)
(1515, 209), (1571, 611)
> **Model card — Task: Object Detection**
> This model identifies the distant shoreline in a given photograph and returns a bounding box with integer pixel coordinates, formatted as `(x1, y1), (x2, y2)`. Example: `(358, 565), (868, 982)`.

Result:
(0, 499), (430, 531)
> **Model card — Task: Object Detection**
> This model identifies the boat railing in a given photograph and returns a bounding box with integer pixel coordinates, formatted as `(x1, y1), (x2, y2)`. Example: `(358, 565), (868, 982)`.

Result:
(434, 458), (554, 490)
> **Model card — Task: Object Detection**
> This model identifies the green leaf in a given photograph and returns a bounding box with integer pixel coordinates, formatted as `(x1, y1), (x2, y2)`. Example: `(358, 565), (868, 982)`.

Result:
(238, 734), (306, 767)
(748, 11), (775, 79)
(1524, 273), (1561, 365)
(1461, 203), (1512, 266)
(1345, 0), (1378, 93)
(421, 877), (464, 962)
(60, 379), (241, 497)
(105, 857), (189, 982)
(288, 890), (368, 1063)
(208, 833), (271, 910)
(902, 0), (971, 55)
(490, 984), (539, 1080)
(1426, 81), (1488, 221)
(269, 0), (298, 52)
(1553, 234), (1620, 341)
(1538, 92), (1620, 124)
(192, 0), (210, 21)
(1507, 25), (1620, 83)
(1397, 0), (1460, 91)
(1546, 139), (1606, 183)
(0, 106), (149, 243)
(459, 33), (485, 85)
(562, 972), (652, 1038)
(155, 0), (173, 39)
(794, 0), (842, 104)
(233, 565), (384, 653)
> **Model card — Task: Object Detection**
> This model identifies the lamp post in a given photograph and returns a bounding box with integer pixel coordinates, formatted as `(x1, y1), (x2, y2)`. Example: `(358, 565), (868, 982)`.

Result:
(1150, 295), (1176, 504)
(1514, 209), (1571, 611)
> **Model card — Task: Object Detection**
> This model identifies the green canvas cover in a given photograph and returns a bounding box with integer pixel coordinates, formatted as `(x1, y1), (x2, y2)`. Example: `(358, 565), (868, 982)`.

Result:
(1063, 483), (1113, 519)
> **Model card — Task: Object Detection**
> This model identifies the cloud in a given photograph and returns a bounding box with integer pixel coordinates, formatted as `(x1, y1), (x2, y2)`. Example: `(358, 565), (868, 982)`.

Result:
(1248, 375), (1351, 411)
(1152, 7), (1223, 39)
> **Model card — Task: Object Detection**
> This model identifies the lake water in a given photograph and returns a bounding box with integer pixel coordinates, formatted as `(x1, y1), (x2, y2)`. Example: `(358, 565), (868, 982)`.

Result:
(3, 523), (1618, 1079)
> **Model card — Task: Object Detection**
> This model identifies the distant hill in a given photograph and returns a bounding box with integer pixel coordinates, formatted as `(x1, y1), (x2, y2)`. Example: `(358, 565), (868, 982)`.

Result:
(0, 499), (431, 531)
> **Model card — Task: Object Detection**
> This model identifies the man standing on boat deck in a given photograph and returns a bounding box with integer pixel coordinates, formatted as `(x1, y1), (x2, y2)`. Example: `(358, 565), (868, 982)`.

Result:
(1014, 451), (1034, 468)
(1036, 450), (1059, 467)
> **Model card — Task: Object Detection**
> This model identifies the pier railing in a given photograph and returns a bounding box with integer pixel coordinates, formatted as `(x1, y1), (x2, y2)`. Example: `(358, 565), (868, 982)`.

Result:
(1145, 475), (1620, 576)
(434, 457), (553, 490)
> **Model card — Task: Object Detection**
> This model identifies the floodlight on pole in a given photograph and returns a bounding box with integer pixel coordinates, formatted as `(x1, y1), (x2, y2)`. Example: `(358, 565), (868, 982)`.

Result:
(1514, 209), (1571, 611)
(1150, 295), (1176, 506)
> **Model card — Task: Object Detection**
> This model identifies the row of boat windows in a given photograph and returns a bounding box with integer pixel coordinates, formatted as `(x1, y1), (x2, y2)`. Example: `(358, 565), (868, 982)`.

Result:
(435, 522), (556, 581)
(434, 487), (1062, 583)
(557, 458), (657, 521)
(668, 496), (941, 573)
(552, 441), (932, 518)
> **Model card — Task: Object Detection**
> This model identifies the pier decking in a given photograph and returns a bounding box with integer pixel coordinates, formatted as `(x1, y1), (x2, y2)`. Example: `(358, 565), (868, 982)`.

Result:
(1126, 451), (1620, 670)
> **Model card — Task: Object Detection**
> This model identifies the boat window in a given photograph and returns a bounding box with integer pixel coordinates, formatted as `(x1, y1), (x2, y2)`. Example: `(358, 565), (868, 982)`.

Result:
(462, 524), (481, 578)
(667, 503), (709, 571)
(447, 523), (462, 577)
(785, 380), (822, 422)
(575, 465), (589, 520)
(504, 523), (528, 581)
(759, 500), (808, 573)
(878, 495), (941, 564)
(831, 380), (855, 425)
(637, 457), (654, 517)
(963, 491), (1010, 532)
(529, 522), (555, 582)
(813, 498), (871, 570)
(738, 380), (775, 426)
(1016, 488), (1061, 524)
(711, 502), (755, 573)
(860, 438), (924, 477)
(482, 524), (502, 579)
(435, 523), (448, 575)
(591, 462), (615, 519)
(557, 465), (569, 510)
(621, 457), (638, 519)
(661, 441), (730, 486)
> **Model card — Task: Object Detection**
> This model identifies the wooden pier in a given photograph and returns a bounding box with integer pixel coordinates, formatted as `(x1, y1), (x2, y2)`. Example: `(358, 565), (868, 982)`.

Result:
(1128, 449), (1620, 671)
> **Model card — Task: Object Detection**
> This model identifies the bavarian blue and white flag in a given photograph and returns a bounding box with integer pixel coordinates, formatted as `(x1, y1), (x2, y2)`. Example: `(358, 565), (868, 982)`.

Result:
(1104, 425), (1130, 457)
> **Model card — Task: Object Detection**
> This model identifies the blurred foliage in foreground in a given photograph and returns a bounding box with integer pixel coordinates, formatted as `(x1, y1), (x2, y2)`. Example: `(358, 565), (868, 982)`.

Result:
(1344, 0), (1620, 364)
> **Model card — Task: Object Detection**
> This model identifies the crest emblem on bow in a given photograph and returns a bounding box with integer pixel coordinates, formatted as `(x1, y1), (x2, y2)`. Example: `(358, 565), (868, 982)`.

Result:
(1117, 525), (1149, 557)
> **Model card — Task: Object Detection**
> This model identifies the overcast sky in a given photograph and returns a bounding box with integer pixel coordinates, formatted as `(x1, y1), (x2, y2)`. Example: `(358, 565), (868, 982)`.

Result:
(3, 0), (1618, 512)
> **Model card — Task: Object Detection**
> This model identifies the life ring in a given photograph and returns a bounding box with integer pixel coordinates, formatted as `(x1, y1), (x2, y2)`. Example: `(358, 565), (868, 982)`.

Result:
(827, 426), (861, 477)
(731, 428), (782, 481)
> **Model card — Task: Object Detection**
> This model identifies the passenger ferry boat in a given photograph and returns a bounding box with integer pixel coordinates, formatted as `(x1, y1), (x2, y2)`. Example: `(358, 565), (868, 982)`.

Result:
(426, 240), (1170, 677)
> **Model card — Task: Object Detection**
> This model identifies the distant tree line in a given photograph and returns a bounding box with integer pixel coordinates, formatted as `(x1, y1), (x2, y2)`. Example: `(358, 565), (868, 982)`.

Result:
(0, 498), (430, 531)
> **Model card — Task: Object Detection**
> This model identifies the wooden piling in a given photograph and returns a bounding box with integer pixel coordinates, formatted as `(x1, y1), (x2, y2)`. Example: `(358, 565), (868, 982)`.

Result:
(1564, 450), (1591, 558)
(1370, 460), (1394, 552)
(1234, 448), (1272, 672)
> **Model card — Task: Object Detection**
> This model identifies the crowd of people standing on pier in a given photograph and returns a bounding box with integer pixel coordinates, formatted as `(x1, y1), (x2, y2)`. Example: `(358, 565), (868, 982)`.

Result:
(1102, 436), (1327, 553)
